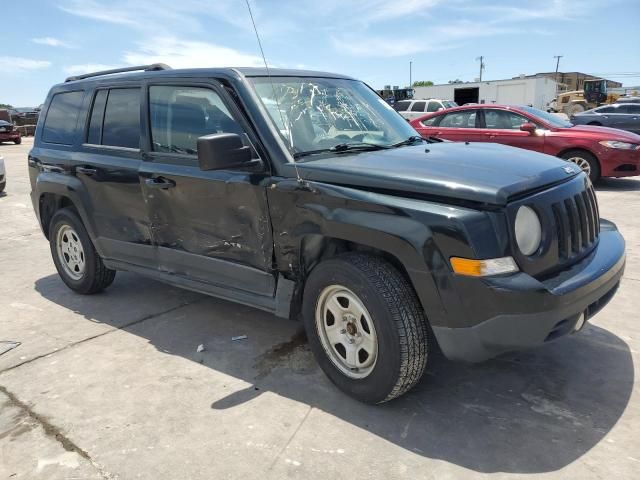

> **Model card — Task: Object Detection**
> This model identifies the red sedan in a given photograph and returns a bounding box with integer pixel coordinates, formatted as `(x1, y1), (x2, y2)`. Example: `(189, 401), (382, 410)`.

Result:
(410, 104), (640, 181)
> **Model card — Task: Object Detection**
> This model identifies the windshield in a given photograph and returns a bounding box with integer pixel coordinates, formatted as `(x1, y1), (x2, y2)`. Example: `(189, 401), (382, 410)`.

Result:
(248, 77), (418, 159)
(519, 105), (573, 128)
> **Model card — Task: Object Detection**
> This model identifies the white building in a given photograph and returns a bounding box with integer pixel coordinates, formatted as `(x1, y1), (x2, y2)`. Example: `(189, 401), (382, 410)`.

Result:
(412, 77), (558, 110)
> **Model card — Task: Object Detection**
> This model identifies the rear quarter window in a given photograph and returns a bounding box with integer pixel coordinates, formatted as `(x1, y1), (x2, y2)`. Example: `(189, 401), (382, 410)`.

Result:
(393, 100), (411, 112)
(41, 91), (84, 145)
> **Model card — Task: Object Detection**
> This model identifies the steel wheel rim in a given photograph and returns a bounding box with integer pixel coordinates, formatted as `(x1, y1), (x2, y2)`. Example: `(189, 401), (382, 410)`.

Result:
(315, 285), (378, 379)
(567, 156), (591, 176)
(56, 225), (86, 280)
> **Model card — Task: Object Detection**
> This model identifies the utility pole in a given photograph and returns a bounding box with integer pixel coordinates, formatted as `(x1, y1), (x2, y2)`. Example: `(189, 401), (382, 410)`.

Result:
(409, 61), (412, 88)
(553, 55), (563, 93)
(476, 56), (485, 82)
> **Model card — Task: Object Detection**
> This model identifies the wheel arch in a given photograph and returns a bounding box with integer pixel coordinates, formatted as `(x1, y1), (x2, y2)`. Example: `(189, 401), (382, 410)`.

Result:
(35, 173), (99, 244)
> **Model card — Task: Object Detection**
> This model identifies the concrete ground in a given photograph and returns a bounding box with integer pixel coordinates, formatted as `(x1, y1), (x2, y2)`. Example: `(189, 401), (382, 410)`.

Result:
(1, 138), (638, 480)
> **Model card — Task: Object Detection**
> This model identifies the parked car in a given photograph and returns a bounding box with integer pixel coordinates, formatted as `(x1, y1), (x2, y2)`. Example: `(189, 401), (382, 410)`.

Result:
(570, 103), (640, 135)
(394, 98), (458, 120)
(410, 104), (640, 181)
(29, 65), (625, 403)
(615, 97), (640, 104)
(0, 120), (21, 144)
(0, 155), (5, 193)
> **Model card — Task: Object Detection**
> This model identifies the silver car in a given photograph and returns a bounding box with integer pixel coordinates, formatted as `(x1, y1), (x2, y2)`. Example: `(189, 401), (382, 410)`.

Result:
(571, 103), (640, 135)
(0, 155), (5, 193)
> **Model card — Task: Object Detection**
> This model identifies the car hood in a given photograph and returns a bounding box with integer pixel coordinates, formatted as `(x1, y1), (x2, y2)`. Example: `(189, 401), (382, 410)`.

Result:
(287, 142), (581, 206)
(563, 124), (640, 141)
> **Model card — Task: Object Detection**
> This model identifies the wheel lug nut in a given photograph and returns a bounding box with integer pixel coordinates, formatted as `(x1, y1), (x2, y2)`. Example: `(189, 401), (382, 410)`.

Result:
(340, 329), (346, 334)
(348, 339), (355, 344)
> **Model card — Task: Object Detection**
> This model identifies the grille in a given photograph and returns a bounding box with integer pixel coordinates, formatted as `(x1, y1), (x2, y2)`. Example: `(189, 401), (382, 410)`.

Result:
(551, 184), (599, 259)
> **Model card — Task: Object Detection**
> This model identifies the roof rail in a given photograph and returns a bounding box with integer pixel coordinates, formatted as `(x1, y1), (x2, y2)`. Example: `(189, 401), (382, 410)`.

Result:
(64, 63), (172, 83)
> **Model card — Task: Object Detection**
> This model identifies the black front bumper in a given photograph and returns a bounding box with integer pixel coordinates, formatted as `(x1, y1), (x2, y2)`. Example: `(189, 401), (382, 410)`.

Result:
(432, 220), (625, 362)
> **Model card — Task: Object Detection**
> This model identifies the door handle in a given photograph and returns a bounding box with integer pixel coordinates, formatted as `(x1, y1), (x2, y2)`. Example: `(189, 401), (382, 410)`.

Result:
(76, 166), (97, 176)
(145, 177), (176, 189)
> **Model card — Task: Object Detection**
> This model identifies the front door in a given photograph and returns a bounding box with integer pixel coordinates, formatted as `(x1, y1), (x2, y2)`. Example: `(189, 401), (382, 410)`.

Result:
(478, 108), (546, 153)
(139, 81), (276, 297)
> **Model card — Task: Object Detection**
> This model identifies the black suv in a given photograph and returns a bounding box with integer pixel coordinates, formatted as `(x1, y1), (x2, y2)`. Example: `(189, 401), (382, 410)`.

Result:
(29, 65), (625, 403)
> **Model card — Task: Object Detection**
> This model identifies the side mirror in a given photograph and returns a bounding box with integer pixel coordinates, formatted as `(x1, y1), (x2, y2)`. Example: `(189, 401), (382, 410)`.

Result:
(197, 133), (252, 171)
(520, 122), (537, 134)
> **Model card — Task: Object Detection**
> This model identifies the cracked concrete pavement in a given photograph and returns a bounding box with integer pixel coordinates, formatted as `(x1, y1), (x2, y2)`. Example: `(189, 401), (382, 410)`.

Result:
(1, 138), (639, 479)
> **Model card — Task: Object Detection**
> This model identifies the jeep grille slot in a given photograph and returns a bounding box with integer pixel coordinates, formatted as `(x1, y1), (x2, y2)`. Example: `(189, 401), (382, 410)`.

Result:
(552, 184), (599, 259)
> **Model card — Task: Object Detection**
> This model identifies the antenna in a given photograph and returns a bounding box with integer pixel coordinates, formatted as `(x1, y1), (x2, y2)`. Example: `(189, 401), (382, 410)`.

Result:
(244, 0), (303, 184)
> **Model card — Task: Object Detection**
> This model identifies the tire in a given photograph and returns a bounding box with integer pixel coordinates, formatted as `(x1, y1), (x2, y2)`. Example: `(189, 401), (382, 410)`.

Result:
(49, 208), (116, 294)
(567, 103), (586, 116)
(302, 253), (429, 404)
(0, 182), (5, 193)
(14, 137), (21, 145)
(560, 149), (600, 183)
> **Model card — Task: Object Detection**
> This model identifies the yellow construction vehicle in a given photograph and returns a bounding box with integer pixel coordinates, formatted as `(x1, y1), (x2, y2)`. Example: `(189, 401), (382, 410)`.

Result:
(555, 79), (620, 115)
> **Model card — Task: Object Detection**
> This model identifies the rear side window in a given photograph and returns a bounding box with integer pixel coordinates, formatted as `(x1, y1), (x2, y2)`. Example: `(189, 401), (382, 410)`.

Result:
(102, 89), (140, 149)
(439, 110), (477, 128)
(393, 100), (411, 112)
(87, 90), (108, 145)
(427, 101), (440, 112)
(410, 101), (426, 112)
(42, 91), (84, 145)
(596, 106), (615, 113)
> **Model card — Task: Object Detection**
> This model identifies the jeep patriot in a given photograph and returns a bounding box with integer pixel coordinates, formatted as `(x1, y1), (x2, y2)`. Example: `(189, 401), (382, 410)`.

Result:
(29, 65), (625, 403)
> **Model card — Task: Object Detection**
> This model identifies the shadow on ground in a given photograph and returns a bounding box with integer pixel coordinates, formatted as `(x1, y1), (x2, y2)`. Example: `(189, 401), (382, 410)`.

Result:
(596, 177), (640, 192)
(35, 272), (634, 474)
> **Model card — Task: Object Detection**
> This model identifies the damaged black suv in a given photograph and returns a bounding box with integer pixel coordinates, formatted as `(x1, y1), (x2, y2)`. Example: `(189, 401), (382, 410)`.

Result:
(29, 65), (625, 403)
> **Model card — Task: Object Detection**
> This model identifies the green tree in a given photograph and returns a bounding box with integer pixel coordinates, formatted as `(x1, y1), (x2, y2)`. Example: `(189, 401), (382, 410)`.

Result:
(412, 80), (434, 87)
(0, 103), (13, 109)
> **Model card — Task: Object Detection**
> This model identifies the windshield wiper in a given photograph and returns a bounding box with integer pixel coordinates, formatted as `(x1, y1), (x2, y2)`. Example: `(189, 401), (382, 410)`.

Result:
(389, 135), (424, 147)
(293, 142), (390, 160)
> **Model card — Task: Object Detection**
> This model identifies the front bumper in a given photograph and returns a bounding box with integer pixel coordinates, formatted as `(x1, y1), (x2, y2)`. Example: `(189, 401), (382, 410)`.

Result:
(598, 146), (640, 177)
(432, 220), (625, 362)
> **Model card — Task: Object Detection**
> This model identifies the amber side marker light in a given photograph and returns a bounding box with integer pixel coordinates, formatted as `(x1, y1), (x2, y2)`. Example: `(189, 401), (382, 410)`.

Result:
(450, 257), (519, 277)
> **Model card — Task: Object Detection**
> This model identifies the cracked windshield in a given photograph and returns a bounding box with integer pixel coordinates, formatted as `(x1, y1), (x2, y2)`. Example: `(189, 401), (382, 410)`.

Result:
(249, 77), (418, 159)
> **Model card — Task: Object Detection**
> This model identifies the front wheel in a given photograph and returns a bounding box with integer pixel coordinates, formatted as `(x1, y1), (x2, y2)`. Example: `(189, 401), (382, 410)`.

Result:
(14, 137), (22, 145)
(49, 208), (116, 294)
(560, 150), (600, 183)
(302, 253), (429, 403)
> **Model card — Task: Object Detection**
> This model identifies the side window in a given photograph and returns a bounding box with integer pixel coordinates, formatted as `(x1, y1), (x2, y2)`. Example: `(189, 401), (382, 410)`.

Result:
(393, 100), (411, 112)
(86, 90), (107, 145)
(427, 101), (440, 112)
(42, 91), (84, 145)
(484, 110), (529, 129)
(421, 117), (438, 126)
(439, 111), (477, 128)
(596, 106), (615, 114)
(627, 105), (640, 114)
(410, 101), (426, 112)
(149, 85), (244, 155)
(102, 88), (141, 149)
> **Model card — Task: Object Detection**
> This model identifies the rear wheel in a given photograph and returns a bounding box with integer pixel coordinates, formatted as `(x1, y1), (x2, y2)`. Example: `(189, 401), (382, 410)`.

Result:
(560, 149), (600, 183)
(14, 137), (21, 145)
(302, 253), (429, 403)
(49, 208), (116, 294)
(567, 103), (586, 116)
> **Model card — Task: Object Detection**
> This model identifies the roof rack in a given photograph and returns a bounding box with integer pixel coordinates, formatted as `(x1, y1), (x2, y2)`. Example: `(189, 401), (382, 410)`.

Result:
(64, 63), (172, 83)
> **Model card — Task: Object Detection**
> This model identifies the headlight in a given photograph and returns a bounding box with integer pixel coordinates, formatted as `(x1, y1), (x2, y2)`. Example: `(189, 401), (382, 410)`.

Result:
(515, 206), (542, 256)
(599, 140), (639, 150)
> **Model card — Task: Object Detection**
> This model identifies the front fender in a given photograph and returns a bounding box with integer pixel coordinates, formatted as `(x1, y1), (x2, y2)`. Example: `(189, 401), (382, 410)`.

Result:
(267, 180), (494, 327)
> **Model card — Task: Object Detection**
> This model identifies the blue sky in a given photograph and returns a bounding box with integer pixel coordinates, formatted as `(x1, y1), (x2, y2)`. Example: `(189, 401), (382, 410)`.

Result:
(1, 0), (639, 106)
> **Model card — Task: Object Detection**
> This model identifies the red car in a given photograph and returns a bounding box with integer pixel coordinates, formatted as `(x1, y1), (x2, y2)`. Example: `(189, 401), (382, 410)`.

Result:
(410, 104), (640, 181)
(0, 120), (21, 145)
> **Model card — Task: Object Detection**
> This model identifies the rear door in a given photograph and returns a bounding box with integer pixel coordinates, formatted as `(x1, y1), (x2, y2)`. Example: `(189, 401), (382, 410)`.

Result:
(139, 80), (275, 297)
(69, 87), (154, 266)
(617, 104), (640, 133)
(479, 108), (545, 153)
(428, 109), (484, 142)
